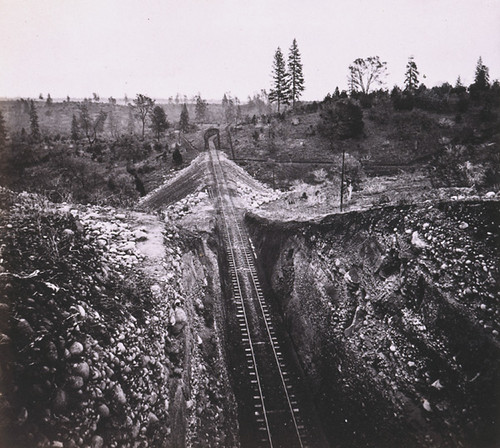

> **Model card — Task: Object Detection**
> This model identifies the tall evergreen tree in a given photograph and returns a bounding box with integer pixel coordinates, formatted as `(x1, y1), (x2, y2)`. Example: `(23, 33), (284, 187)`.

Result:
(150, 105), (169, 141)
(29, 100), (41, 142)
(286, 39), (305, 108)
(473, 56), (490, 90)
(268, 47), (289, 113)
(236, 97), (242, 120)
(222, 93), (235, 123)
(195, 94), (208, 122)
(404, 56), (420, 92)
(179, 103), (190, 133)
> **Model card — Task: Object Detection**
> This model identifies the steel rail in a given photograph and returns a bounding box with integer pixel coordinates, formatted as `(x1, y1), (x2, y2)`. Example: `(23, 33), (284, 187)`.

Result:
(211, 148), (307, 448)
(208, 148), (274, 447)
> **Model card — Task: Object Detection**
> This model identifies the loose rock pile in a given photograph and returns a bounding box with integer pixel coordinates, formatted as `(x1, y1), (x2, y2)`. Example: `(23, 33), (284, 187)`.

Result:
(0, 190), (187, 447)
(248, 198), (499, 447)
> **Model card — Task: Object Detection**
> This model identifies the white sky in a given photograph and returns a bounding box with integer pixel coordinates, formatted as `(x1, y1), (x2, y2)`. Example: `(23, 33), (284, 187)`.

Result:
(1, 0), (499, 101)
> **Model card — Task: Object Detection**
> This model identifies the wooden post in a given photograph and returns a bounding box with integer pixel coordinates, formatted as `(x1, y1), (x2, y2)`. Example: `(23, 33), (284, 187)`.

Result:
(340, 148), (346, 212)
(227, 128), (235, 159)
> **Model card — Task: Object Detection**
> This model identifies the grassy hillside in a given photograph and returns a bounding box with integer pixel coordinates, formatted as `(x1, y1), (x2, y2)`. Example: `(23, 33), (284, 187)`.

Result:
(227, 90), (499, 190)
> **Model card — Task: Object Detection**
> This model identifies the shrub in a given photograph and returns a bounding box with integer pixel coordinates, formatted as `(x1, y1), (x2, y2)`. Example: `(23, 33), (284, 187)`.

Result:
(318, 100), (364, 141)
(172, 146), (183, 165)
(359, 94), (373, 109)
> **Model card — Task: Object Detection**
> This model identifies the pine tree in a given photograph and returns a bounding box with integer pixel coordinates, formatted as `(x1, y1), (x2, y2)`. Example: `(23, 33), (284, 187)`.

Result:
(150, 105), (169, 141)
(222, 94), (235, 123)
(404, 56), (420, 92)
(286, 39), (305, 108)
(179, 103), (189, 133)
(268, 47), (289, 113)
(222, 94), (229, 109)
(29, 100), (41, 142)
(195, 94), (208, 122)
(473, 56), (490, 90)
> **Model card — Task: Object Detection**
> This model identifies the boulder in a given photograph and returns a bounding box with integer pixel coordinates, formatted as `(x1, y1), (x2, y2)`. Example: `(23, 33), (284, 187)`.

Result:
(411, 231), (428, 249)
(133, 230), (148, 242)
(113, 384), (127, 405)
(68, 376), (84, 389)
(91, 435), (104, 448)
(73, 361), (90, 380)
(17, 319), (34, 338)
(97, 404), (110, 418)
(52, 389), (67, 411)
(69, 341), (84, 356)
(172, 307), (188, 334)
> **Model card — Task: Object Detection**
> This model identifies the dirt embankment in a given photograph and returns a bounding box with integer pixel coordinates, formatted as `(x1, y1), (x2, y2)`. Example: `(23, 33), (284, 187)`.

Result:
(247, 200), (500, 448)
(0, 189), (239, 448)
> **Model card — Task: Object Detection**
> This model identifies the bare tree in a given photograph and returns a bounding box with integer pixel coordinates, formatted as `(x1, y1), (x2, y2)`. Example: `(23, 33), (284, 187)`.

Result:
(107, 100), (120, 139)
(78, 102), (107, 146)
(348, 56), (387, 94)
(131, 94), (155, 139)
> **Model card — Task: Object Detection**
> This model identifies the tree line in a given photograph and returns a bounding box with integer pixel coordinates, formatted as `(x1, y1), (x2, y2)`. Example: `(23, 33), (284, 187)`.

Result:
(1, 50), (496, 150)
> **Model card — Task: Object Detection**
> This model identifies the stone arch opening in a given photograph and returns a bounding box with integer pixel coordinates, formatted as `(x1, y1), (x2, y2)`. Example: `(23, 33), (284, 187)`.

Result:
(204, 128), (221, 150)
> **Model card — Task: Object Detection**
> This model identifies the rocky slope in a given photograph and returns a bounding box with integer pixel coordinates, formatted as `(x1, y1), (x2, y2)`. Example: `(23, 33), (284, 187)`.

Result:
(247, 199), (500, 447)
(0, 188), (239, 447)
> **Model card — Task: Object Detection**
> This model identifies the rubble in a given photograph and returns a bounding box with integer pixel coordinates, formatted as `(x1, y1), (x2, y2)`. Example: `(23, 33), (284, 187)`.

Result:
(0, 188), (238, 447)
(247, 199), (500, 447)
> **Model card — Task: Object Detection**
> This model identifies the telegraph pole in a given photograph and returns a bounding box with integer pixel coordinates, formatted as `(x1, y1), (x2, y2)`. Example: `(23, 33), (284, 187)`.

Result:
(340, 148), (346, 212)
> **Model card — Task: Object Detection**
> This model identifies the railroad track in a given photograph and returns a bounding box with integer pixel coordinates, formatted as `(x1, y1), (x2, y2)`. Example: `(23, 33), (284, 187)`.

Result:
(208, 147), (309, 448)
